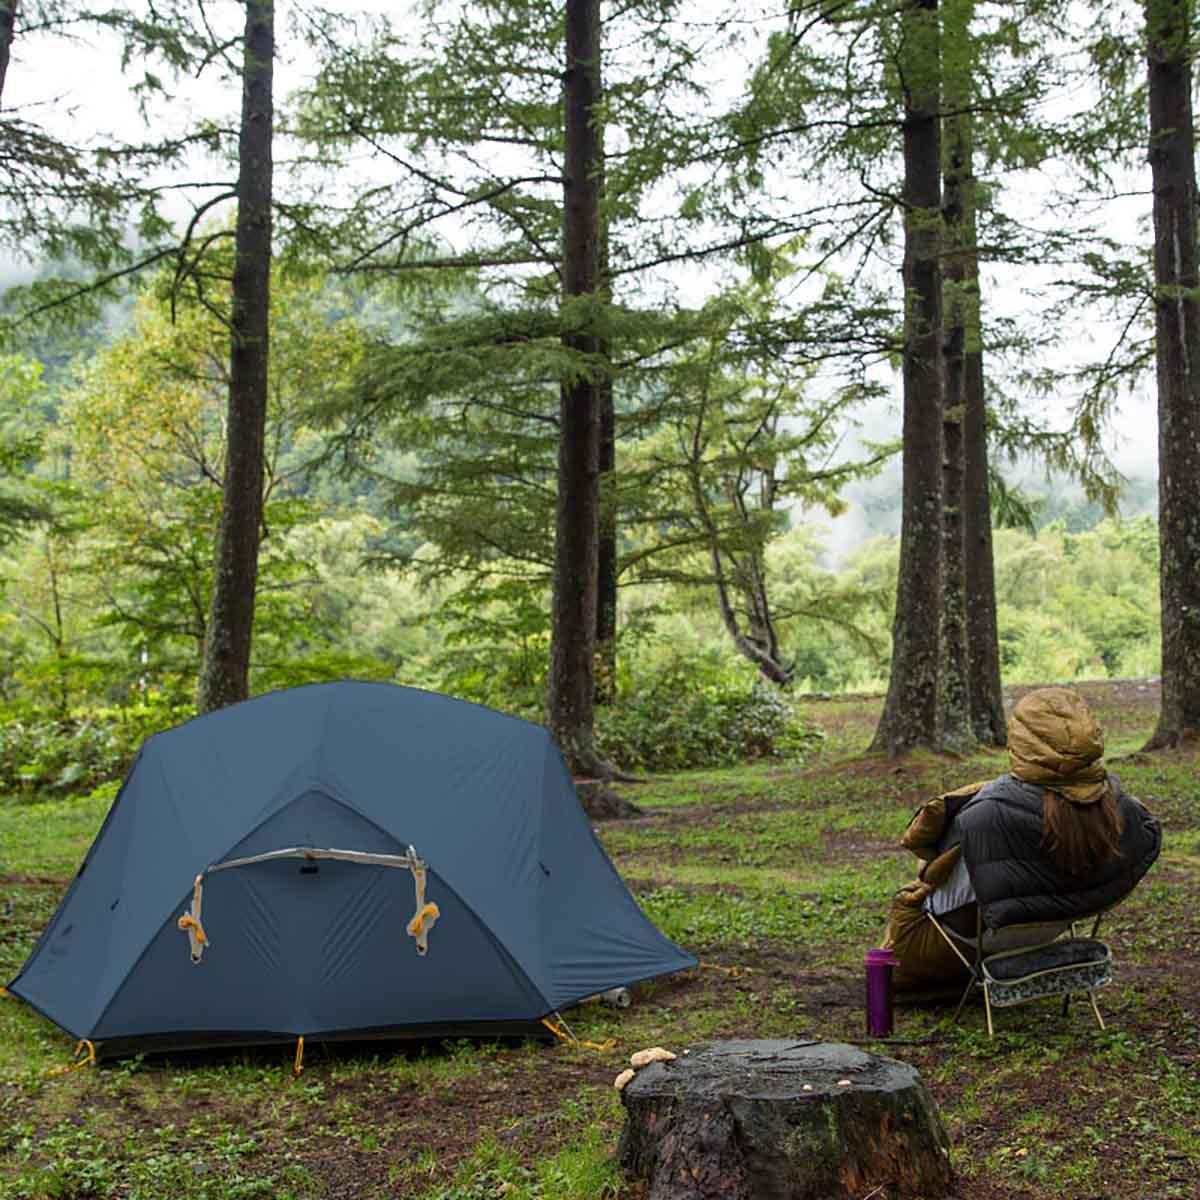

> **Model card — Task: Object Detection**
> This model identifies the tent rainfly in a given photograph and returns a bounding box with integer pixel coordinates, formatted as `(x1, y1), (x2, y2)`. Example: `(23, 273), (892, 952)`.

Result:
(8, 682), (695, 1056)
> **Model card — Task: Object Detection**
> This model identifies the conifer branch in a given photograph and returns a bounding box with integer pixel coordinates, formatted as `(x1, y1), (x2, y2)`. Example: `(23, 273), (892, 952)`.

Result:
(9, 245), (178, 326)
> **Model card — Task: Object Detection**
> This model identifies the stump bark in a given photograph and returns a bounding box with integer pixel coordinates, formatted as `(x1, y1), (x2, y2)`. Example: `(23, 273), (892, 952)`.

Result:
(618, 1039), (953, 1200)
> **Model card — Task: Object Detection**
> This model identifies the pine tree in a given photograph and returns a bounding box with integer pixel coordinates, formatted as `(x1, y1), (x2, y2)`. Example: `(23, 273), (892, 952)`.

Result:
(870, 0), (945, 755)
(1143, 0), (1200, 748)
(547, 0), (605, 772)
(725, 1), (1160, 750)
(962, 297), (1006, 742)
(596, 363), (617, 703)
(585, 255), (887, 678)
(294, 0), (853, 759)
(197, 0), (274, 712)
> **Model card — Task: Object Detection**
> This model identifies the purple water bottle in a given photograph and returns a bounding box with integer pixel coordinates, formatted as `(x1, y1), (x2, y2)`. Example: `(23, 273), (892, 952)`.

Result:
(865, 947), (900, 1037)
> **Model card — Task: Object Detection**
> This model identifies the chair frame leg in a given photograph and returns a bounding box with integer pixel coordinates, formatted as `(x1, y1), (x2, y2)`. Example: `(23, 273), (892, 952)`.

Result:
(928, 907), (983, 1028)
(952, 976), (975, 1024)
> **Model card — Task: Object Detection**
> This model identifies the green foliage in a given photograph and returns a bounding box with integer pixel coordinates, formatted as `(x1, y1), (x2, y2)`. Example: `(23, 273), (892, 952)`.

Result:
(594, 652), (821, 773)
(619, 266), (889, 594)
(0, 716), (125, 794)
(0, 1), (237, 349)
(320, 255), (890, 692)
(0, 0), (1172, 778)
(748, 516), (1163, 693)
(408, 582), (824, 772)
(992, 517), (1160, 681)
(428, 578), (551, 720)
(0, 1116), (319, 1200)
(0, 690), (190, 793)
(0, 355), (51, 541)
(0, 425), (1168, 787)
(639, 865), (892, 951)
(57, 264), (369, 672)
(418, 1128), (618, 1200)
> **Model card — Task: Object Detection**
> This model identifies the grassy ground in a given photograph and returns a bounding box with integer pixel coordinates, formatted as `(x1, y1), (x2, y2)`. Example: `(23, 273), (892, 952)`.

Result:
(1, 680), (1197, 1200)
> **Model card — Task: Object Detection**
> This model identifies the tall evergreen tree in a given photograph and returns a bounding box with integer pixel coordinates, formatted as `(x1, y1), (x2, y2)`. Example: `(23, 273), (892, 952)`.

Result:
(870, 0), (945, 755)
(938, 0), (979, 750)
(548, 0), (605, 773)
(727, 0), (1059, 751)
(197, 0), (274, 712)
(295, 1), (839, 749)
(1143, 0), (1200, 748)
(625, 270), (888, 686)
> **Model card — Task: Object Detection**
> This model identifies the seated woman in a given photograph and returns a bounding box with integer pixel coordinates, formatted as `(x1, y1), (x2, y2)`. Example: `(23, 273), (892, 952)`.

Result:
(884, 687), (1161, 993)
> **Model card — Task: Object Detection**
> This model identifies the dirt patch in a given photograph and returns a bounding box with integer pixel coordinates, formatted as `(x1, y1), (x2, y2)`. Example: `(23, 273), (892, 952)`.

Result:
(799, 754), (937, 780)
(297, 1052), (608, 1197)
(820, 829), (897, 859)
(623, 875), (751, 896)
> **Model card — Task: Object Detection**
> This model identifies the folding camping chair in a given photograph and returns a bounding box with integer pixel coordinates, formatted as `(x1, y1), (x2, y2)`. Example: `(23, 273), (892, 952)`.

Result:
(928, 908), (1113, 1037)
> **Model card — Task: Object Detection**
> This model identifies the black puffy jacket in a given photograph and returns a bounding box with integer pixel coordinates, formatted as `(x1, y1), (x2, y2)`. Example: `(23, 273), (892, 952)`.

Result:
(956, 774), (1161, 930)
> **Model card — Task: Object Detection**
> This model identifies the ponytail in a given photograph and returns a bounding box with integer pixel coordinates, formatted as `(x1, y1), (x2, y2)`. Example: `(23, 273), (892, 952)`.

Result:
(1041, 786), (1124, 876)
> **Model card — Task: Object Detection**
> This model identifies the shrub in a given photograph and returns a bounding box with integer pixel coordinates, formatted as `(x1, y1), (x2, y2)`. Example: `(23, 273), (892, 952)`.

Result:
(0, 648), (823, 794)
(0, 689), (191, 795)
(596, 654), (822, 772)
(0, 717), (123, 793)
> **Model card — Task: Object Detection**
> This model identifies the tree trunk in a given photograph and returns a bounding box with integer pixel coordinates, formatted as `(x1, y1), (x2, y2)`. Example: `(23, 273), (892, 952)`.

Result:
(686, 446), (792, 686)
(0, 1), (17, 106)
(1144, 0), (1200, 749)
(937, 0), (975, 752)
(197, 0), (273, 714)
(549, 0), (604, 772)
(619, 1040), (954, 1200)
(596, 225), (617, 706)
(962, 333), (1005, 743)
(575, 777), (641, 819)
(943, 0), (1005, 747)
(939, 378), (972, 751)
(738, 547), (792, 685)
(871, 0), (944, 756)
(596, 383), (617, 703)
(711, 545), (793, 684)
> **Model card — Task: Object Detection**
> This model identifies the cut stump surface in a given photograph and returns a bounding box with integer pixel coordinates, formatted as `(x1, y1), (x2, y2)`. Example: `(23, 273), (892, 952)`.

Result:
(618, 1039), (953, 1200)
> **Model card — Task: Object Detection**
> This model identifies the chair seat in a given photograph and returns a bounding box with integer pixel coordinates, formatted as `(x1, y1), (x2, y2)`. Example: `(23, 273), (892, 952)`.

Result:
(981, 938), (1112, 1008)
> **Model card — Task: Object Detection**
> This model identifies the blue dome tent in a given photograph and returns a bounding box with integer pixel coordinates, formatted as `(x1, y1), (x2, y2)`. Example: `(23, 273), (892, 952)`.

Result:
(8, 682), (694, 1056)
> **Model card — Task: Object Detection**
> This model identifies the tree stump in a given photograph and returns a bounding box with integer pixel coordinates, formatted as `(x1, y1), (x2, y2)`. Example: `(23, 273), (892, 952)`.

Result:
(618, 1039), (953, 1200)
